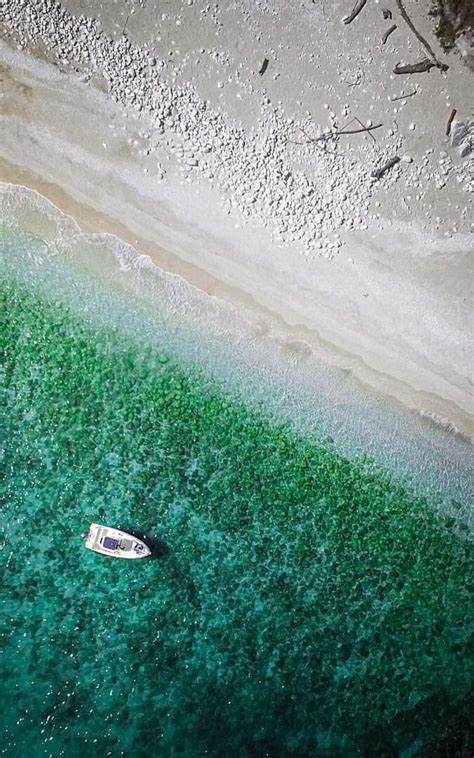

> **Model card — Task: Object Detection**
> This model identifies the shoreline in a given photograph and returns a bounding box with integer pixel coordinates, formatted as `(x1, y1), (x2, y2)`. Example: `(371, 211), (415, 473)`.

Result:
(4, 181), (474, 517)
(1, 0), (473, 439)
(2, 167), (472, 446)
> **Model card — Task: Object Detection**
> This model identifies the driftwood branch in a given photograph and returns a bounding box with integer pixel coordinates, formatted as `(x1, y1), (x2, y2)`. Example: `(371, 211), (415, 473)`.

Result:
(336, 123), (382, 137)
(354, 115), (377, 142)
(288, 125), (337, 151)
(395, 0), (448, 71)
(286, 126), (333, 149)
(394, 58), (436, 74)
(382, 24), (397, 44)
(446, 108), (457, 136)
(390, 89), (418, 103)
(343, 0), (367, 25)
(288, 121), (382, 150)
(259, 58), (269, 76)
(372, 156), (401, 179)
(391, 89), (417, 101)
(313, 123), (382, 141)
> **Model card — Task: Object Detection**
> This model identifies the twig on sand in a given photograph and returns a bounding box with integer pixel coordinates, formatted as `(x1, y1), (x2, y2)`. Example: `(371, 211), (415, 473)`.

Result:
(393, 58), (437, 74)
(335, 123), (383, 137)
(391, 89), (417, 101)
(287, 125), (337, 152)
(372, 156), (401, 179)
(354, 115), (377, 142)
(446, 108), (457, 136)
(342, 0), (367, 25)
(259, 58), (269, 76)
(291, 122), (382, 146)
(395, 0), (448, 71)
(122, 13), (129, 36)
(382, 24), (397, 45)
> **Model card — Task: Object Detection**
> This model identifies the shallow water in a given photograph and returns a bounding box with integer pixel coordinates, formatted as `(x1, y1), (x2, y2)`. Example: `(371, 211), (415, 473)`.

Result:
(1, 192), (473, 756)
(1, 183), (472, 510)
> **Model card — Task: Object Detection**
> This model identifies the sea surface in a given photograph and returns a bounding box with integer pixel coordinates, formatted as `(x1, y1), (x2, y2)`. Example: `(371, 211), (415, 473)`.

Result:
(1, 184), (473, 757)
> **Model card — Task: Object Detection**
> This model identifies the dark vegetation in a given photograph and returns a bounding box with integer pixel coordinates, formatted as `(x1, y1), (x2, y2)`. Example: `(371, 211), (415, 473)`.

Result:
(430, 0), (474, 50)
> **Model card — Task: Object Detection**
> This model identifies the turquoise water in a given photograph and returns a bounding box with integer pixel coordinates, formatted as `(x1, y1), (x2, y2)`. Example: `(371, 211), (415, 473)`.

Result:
(1, 218), (473, 756)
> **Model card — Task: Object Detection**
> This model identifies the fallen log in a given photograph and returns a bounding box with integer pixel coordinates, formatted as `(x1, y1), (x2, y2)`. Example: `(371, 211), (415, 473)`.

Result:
(394, 58), (436, 74)
(395, 0), (448, 71)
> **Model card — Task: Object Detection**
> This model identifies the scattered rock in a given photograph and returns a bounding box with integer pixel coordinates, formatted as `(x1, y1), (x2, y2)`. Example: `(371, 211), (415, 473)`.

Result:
(450, 120), (474, 158)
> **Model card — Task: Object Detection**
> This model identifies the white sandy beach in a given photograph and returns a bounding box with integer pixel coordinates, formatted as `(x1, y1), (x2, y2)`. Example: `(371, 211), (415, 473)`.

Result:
(1, 0), (473, 436)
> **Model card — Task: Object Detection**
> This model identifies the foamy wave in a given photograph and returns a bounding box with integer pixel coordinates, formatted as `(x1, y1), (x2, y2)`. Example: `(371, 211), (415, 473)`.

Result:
(0, 181), (260, 362)
(416, 409), (469, 441)
(0, 181), (240, 331)
(0, 181), (80, 246)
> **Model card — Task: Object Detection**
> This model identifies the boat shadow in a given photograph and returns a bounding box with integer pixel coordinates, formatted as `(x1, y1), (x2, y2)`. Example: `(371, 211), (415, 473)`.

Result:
(120, 526), (170, 559)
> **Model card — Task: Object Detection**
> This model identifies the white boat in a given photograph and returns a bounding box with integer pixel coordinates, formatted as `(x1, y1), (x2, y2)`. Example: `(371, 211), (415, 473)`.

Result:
(82, 523), (151, 559)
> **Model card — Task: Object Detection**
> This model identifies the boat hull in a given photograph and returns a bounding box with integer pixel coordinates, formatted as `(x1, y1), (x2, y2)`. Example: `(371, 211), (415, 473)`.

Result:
(84, 523), (151, 559)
